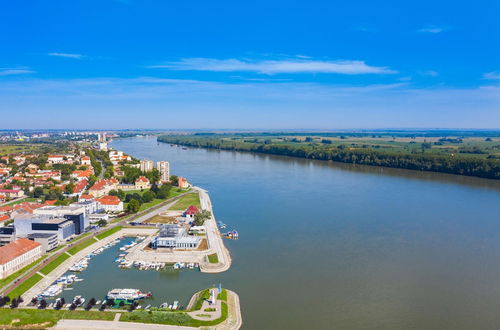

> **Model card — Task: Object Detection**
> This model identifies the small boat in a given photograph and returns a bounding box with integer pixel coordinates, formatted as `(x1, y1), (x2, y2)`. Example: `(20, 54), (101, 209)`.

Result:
(106, 288), (152, 301)
(96, 300), (101, 305)
(73, 296), (85, 307)
(172, 301), (179, 310)
(145, 304), (151, 310)
(159, 302), (169, 309)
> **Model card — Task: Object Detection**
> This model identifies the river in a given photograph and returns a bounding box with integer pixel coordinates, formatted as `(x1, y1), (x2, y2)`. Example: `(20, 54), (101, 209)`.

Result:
(107, 137), (500, 329)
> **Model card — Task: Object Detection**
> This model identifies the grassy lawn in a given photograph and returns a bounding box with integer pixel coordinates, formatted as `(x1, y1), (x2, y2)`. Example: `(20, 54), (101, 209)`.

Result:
(0, 308), (116, 328)
(138, 198), (164, 211)
(208, 253), (218, 264)
(169, 192), (201, 210)
(39, 253), (70, 275)
(217, 289), (228, 301)
(0, 144), (41, 156)
(3, 197), (39, 206)
(0, 256), (46, 290)
(191, 289), (210, 311)
(8, 273), (43, 298)
(95, 226), (122, 240)
(67, 238), (97, 255)
(121, 303), (229, 328)
(124, 188), (187, 212)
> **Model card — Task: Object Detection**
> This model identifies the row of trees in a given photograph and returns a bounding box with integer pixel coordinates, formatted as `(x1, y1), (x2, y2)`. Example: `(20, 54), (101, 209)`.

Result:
(109, 183), (174, 213)
(158, 135), (500, 180)
(121, 166), (160, 184)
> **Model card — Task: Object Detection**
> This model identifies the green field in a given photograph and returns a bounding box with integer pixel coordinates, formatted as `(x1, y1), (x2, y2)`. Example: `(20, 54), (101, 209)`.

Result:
(3, 197), (39, 206)
(191, 289), (210, 311)
(207, 253), (219, 264)
(7, 273), (43, 298)
(123, 188), (187, 211)
(0, 308), (116, 328)
(67, 238), (98, 255)
(0, 144), (41, 156)
(170, 193), (201, 210)
(95, 226), (122, 240)
(39, 253), (70, 275)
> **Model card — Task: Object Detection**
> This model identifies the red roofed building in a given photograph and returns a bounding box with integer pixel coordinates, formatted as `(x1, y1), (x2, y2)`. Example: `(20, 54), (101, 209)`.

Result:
(47, 155), (65, 164)
(135, 176), (151, 190)
(0, 238), (42, 279)
(89, 179), (118, 197)
(69, 179), (88, 197)
(44, 200), (57, 205)
(12, 202), (45, 214)
(71, 169), (93, 181)
(79, 194), (95, 202)
(178, 176), (189, 189)
(184, 205), (199, 218)
(0, 206), (13, 214)
(0, 214), (10, 227)
(96, 195), (123, 213)
(81, 156), (91, 166)
(0, 189), (24, 199)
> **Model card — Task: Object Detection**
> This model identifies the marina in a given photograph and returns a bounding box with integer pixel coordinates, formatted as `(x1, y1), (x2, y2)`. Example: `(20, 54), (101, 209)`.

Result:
(35, 236), (211, 309)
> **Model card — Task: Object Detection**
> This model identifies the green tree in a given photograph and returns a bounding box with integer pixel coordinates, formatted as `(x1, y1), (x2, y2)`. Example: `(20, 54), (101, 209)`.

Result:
(127, 199), (140, 213)
(194, 210), (211, 226)
(142, 191), (155, 203)
(33, 187), (44, 198)
(169, 175), (178, 186)
(145, 169), (160, 183)
(64, 182), (75, 195)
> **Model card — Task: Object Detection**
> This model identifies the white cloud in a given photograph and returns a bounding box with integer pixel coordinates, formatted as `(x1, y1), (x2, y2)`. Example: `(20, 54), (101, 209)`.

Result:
(422, 70), (438, 77)
(48, 52), (84, 59)
(0, 68), (34, 76)
(417, 25), (450, 34)
(483, 72), (500, 80)
(0, 77), (498, 128)
(148, 58), (397, 75)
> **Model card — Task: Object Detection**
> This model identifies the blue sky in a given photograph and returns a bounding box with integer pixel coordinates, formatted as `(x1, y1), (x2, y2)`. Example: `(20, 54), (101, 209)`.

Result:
(0, 0), (499, 129)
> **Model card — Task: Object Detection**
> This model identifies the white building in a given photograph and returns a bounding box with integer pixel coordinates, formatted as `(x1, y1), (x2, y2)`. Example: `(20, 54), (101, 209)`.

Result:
(96, 195), (124, 213)
(0, 238), (42, 279)
(156, 161), (170, 182)
(140, 160), (154, 173)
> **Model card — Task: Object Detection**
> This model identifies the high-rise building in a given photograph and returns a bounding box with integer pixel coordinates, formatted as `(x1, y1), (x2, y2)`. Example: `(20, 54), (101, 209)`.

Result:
(140, 160), (154, 173)
(156, 161), (170, 182)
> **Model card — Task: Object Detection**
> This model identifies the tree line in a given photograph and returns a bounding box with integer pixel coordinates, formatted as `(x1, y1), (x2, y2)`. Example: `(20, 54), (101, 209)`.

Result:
(157, 135), (500, 180)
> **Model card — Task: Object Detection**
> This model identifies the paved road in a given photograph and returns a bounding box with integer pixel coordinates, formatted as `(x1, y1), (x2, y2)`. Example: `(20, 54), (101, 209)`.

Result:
(53, 319), (196, 329)
(193, 187), (232, 273)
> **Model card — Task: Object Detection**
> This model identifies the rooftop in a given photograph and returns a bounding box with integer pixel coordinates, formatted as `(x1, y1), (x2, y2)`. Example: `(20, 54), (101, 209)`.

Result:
(0, 238), (41, 264)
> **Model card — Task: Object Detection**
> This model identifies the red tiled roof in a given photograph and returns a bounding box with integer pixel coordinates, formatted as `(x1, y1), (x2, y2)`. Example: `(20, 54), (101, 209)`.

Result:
(0, 214), (10, 222)
(185, 205), (199, 215)
(44, 200), (57, 205)
(0, 189), (21, 193)
(97, 195), (121, 205)
(136, 176), (149, 183)
(0, 238), (41, 264)
(80, 194), (94, 200)
(73, 179), (88, 193)
(0, 206), (13, 213)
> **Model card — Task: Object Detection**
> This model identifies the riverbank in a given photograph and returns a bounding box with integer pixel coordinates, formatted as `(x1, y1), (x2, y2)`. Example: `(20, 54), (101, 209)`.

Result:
(157, 135), (500, 180)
